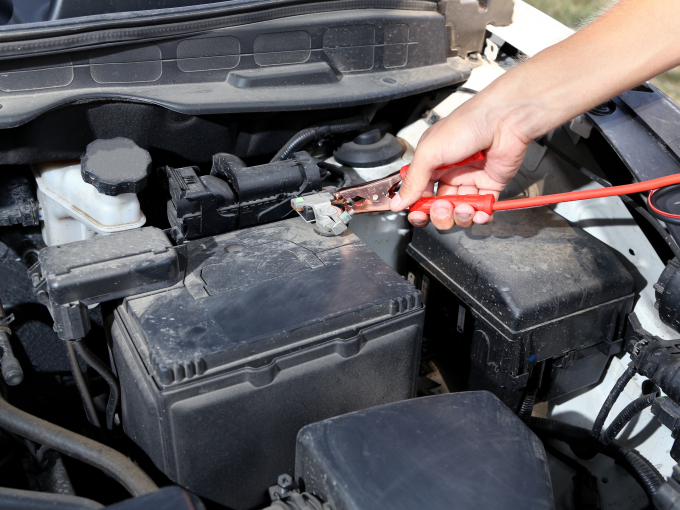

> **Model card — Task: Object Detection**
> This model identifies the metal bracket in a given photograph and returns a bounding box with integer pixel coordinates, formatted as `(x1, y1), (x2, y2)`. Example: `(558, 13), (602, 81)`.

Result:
(437, 0), (514, 58)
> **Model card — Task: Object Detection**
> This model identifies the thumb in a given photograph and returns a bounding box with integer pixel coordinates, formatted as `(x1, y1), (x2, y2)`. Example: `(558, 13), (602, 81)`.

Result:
(391, 154), (436, 212)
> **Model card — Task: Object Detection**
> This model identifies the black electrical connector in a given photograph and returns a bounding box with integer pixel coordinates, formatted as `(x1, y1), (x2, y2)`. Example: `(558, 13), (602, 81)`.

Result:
(624, 313), (680, 461)
(166, 151), (322, 242)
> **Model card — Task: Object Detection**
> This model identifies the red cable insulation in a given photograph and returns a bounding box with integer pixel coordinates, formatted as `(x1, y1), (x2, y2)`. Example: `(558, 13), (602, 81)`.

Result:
(401, 151), (680, 217)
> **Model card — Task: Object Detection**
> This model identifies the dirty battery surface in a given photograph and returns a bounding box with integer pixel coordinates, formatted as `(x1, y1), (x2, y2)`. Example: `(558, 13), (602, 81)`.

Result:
(111, 218), (424, 510)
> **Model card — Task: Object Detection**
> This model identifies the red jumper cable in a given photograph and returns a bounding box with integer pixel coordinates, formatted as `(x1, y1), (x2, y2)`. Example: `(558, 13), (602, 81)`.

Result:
(405, 151), (680, 221)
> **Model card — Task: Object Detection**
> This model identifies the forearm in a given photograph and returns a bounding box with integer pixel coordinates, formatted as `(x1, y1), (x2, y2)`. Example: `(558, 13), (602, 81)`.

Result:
(478, 0), (680, 140)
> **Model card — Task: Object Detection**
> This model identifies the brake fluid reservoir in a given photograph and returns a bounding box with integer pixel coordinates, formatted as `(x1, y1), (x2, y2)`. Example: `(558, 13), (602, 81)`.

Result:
(33, 138), (149, 246)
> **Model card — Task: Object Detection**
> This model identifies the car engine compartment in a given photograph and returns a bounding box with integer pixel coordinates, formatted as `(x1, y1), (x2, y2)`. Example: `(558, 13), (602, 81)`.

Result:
(5, 2), (680, 510)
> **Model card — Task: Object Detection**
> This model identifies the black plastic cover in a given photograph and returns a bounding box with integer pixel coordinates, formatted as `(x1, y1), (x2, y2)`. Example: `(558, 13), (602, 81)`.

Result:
(35, 227), (180, 306)
(81, 138), (152, 196)
(407, 208), (634, 410)
(112, 218), (424, 509)
(0, 8), (474, 129)
(295, 391), (554, 510)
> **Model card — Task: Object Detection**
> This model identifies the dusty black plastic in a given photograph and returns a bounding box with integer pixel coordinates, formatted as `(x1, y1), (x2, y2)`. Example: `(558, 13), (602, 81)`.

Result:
(295, 391), (554, 510)
(0, 169), (39, 227)
(111, 218), (424, 510)
(30, 227), (181, 340)
(166, 166), (239, 241)
(167, 151), (322, 242)
(406, 208), (634, 411)
(0, 9), (474, 129)
(81, 138), (151, 196)
(333, 129), (403, 168)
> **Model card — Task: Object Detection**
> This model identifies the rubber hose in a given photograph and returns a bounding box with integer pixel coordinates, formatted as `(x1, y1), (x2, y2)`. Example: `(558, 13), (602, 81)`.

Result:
(270, 112), (373, 162)
(529, 417), (663, 501)
(518, 391), (536, 425)
(271, 128), (318, 162)
(0, 392), (157, 496)
(600, 392), (658, 446)
(0, 486), (103, 510)
(604, 444), (664, 499)
(65, 341), (101, 429)
(591, 365), (636, 438)
(72, 341), (120, 431)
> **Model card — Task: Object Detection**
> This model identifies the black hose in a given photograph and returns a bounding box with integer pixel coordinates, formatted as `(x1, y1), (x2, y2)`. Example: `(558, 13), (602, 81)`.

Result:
(529, 417), (663, 501)
(591, 365), (637, 438)
(317, 161), (351, 189)
(0, 486), (103, 510)
(599, 392), (659, 446)
(65, 341), (101, 429)
(518, 391), (536, 424)
(271, 110), (376, 162)
(0, 391), (157, 496)
(604, 444), (664, 499)
(72, 341), (120, 431)
(544, 139), (680, 258)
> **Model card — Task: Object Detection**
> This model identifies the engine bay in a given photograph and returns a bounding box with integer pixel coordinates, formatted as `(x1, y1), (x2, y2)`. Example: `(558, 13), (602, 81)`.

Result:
(4, 2), (680, 510)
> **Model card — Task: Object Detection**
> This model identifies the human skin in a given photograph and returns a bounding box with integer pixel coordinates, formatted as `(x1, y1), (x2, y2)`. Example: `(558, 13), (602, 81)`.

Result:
(390, 0), (680, 230)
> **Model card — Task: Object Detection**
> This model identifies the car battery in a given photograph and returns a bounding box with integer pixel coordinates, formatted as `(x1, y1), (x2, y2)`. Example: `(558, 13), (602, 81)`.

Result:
(111, 217), (424, 510)
(406, 207), (634, 411)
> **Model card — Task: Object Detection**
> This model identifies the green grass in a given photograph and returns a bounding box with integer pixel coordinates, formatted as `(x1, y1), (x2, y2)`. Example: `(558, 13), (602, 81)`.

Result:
(524, 0), (680, 103)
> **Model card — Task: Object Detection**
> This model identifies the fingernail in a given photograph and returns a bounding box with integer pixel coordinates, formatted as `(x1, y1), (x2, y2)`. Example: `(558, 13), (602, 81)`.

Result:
(433, 207), (449, 219)
(457, 213), (471, 221)
(390, 192), (401, 208)
(412, 220), (427, 226)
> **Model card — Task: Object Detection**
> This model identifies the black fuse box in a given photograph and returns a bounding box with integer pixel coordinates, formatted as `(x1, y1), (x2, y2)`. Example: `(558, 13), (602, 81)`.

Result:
(111, 218), (423, 510)
(406, 207), (634, 411)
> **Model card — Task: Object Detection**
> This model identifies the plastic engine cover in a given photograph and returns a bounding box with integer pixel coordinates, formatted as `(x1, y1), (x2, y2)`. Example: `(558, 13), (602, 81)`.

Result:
(295, 391), (554, 510)
(406, 208), (634, 411)
(112, 217), (424, 510)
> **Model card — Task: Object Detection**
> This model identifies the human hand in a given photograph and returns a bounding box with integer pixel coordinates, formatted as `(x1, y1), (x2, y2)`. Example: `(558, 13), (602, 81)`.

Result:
(390, 94), (532, 229)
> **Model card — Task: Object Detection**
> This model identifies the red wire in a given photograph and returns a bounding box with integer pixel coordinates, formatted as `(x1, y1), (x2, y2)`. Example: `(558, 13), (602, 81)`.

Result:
(492, 173), (680, 211)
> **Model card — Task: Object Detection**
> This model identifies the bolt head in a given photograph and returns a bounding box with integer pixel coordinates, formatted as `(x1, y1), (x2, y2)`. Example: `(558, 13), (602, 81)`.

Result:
(372, 194), (379, 201)
(278, 474), (293, 489)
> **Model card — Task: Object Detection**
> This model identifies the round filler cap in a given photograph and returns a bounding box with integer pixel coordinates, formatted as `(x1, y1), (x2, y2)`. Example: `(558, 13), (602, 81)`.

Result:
(81, 138), (152, 196)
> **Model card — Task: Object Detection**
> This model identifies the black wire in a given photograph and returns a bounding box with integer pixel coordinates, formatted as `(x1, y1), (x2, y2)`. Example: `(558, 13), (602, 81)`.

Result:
(591, 365), (637, 439)
(599, 392), (659, 446)
(317, 161), (351, 189)
(65, 341), (101, 429)
(544, 139), (680, 258)
(72, 341), (120, 431)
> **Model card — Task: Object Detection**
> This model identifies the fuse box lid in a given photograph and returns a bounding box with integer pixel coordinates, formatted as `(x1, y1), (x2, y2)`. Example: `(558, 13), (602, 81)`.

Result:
(407, 208), (634, 331)
(117, 218), (421, 388)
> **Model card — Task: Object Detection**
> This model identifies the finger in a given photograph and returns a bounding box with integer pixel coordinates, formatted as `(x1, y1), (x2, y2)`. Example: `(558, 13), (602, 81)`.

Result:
(408, 211), (430, 227)
(455, 185), (479, 196)
(436, 183), (459, 197)
(429, 199), (455, 230)
(454, 204), (475, 227)
(473, 211), (491, 224)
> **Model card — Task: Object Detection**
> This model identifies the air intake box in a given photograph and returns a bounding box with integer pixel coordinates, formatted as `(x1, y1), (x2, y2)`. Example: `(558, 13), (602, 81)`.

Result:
(111, 218), (423, 510)
(406, 208), (634, 411)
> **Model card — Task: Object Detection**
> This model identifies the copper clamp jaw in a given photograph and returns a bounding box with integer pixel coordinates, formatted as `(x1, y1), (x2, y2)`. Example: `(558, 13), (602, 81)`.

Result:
(291, 171), (401, 236)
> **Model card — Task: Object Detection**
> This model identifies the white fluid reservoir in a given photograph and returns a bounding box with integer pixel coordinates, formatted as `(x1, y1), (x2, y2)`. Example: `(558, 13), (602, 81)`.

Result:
(34, 161), (146, 246)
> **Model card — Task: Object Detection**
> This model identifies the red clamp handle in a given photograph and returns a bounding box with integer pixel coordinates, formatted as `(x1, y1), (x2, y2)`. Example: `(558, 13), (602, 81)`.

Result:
(400, 150), (485, 179)
(410, 194), (495, 215)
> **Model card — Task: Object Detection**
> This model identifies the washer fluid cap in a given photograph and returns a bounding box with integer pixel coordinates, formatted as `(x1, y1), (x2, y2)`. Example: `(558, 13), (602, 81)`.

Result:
(81, 138), (152, 196)
(334, 129), (404, 168)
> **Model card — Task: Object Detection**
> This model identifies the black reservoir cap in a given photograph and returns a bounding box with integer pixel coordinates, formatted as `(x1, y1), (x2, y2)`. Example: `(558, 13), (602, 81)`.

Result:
(81, 137), (152, 196)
